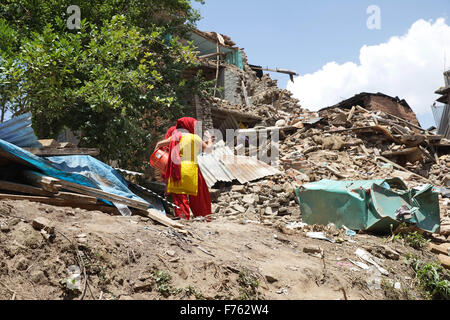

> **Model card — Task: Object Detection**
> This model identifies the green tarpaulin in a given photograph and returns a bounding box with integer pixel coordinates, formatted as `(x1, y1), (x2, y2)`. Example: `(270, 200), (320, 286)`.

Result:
(294, 178), (440, 234)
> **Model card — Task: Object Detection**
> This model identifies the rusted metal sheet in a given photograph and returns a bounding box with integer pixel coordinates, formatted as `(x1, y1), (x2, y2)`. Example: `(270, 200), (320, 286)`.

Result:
(0, 113), (41, 148)
(198, 142), (281, 187)
(198, 144), (235, 187)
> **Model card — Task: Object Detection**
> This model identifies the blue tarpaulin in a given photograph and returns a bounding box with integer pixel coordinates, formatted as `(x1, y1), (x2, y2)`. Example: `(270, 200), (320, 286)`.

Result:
(47, 155), (145, 203)
(0, 137), (162, 212)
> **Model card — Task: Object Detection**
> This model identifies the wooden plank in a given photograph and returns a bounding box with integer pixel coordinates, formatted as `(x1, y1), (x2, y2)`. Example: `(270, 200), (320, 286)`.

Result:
(375, 156), (433, 183)
(37, 139), (59, 148)
(49, 177), (150, 210)
(146, 209), (184, 229)
(0, 193), (119, 214)
(381, 147), (421, 157)
(56, 191), (98, 204)
(418, 146), (438, 164)
(22, 170), (60, 193)
(23, 148), (100, 156)
(0, 193), (81, 205)
(428, 243), (450, 255)
(22, 170), (150, 210)
(71, 203), (120, 215)
(438, 254), (450, 270)
(360, 144), (371, 156)
(0, 180), (55, 197)
(347, 106), (356, 121)
(325, 126), (376, 134)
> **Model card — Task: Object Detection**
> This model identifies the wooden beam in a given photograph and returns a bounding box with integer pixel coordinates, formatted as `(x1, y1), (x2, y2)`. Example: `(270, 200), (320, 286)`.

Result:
(0, 193), (119, 214)
(55, 191), (98, 204)
(250, 66), (298, 76)
(213, 41), (220, 97)
(22, 170), (60, 193)
(37, 139), (59, 148)
(198, 52), (227, 59)
(0, 180), (55, 197)
(347, 106), (356, 121)
(146, 208), (184, 229)
(0, 193), (86, 206)
(55, 179), (150, 211)
(324, 126), (376, 134)
(356, 105), (427, 133)
(375, 156), (433, 183)
(23, 148), (100, 156)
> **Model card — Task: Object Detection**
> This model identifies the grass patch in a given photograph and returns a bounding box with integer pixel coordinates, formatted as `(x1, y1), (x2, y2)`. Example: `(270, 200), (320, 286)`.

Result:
(237, 270), (261, 300)
(404, 232), (430, 250)
(183, 285), (206, 300)
(407, 254), (450, 300)
(387, 224), (430, 250)
(151, 270), (174, 298)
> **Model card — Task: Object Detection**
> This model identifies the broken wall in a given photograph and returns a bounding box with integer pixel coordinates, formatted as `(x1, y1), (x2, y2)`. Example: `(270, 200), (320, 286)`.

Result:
(369, 96), (420, 126)
(217, 67), (245, 106)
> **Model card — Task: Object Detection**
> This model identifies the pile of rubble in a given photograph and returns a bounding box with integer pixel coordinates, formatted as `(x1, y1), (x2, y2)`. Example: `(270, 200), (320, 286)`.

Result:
(279, 105), (450, 187)
(209, 103), (450, 235)
(212, 62), (306, 126)
(211, 175), (300, 223)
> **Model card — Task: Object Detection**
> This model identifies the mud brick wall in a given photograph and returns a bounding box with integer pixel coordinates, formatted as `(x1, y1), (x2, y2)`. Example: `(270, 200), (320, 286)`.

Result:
(368, 95), (420, 126)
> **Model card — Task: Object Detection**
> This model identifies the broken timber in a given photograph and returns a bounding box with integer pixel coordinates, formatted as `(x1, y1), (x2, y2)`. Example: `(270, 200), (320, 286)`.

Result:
(147, 208), (184, 229)
(22, 170), (149, 210)
(0, 180), (55, 197)
(375, 156), (433, 183)
(20, 170), (182, 228)
(23, 147), (100, 156)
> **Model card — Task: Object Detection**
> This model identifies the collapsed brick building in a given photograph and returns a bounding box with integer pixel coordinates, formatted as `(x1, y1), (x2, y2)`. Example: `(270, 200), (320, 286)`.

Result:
(321, 92), (421, 126)
(183, 30), (425, 138)
(182, 29), (303, 137)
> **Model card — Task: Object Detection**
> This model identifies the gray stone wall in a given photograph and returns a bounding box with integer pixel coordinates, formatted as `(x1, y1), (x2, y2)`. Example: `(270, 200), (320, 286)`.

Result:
(217, 68), (243, 106)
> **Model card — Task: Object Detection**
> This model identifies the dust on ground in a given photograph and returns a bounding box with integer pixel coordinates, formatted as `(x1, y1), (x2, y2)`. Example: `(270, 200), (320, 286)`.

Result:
(0, 199), (437, 300)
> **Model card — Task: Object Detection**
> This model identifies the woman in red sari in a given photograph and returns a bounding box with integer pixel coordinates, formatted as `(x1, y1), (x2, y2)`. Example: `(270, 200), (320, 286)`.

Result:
(155, 117), (213, 220)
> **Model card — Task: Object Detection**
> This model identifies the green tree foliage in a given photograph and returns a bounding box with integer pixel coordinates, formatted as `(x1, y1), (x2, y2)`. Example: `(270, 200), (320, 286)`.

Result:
(0, 0), (210, 168)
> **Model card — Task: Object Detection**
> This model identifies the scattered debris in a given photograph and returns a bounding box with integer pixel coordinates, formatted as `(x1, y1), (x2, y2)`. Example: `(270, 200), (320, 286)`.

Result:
(306, 232), (336, 243)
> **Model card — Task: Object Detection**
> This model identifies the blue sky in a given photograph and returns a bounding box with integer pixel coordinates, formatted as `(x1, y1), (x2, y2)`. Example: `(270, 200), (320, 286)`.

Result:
(192, 0), (450, 128)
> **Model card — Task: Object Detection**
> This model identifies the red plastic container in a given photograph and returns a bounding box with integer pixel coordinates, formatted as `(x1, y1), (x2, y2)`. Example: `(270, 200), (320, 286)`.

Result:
(150, 148), (169, 174)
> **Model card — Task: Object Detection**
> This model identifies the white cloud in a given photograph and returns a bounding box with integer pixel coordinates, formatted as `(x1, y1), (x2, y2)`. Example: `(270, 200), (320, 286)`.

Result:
(287, 18), (450, 121)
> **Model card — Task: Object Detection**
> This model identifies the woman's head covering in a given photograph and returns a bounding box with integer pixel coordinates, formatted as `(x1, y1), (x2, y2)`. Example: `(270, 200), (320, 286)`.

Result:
(176, 117), (197, 134)
(166, 117), (198, 182)
(164, 126), (177, 139)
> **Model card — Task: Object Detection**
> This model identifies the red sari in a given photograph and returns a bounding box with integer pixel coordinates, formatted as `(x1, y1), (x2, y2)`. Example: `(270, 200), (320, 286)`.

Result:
(166, 117), (211, 220)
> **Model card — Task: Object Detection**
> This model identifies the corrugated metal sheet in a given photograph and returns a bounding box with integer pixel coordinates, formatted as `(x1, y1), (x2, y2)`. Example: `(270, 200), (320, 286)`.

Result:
(220, 155), (281, 184)
(438, 104), (450, 139)
(0, 113), (41, 147)
(431, 104), (444, 129)
(198, 141), (281, 187)
(198, 143), (235, 187)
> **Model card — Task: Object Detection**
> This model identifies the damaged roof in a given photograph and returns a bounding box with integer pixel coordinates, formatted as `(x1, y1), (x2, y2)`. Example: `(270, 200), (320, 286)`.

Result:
(198, 141), (281, 187)
(322, 92), (414, 113)
(191, 29), (238, 49)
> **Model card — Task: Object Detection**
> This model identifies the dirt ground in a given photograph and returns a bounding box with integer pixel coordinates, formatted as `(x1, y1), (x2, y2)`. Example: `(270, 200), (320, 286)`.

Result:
(0, 199), (441, 300)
